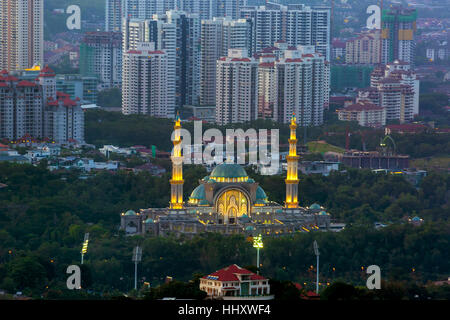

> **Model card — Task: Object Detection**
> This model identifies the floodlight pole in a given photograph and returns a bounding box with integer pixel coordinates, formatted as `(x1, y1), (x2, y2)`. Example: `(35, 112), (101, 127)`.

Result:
(132, 246), (142, 291)
(256, 247), (260, 275)
(134, 260), (138, 290)
(314, 240), (320, 294)
(253, 234), (263, 275)
(81, 233), (89, 265)
(316, 254), (319, 294)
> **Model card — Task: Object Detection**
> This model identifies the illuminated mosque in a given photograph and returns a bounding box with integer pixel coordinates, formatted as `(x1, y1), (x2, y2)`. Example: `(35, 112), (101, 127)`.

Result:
(120, 115), (331, 237)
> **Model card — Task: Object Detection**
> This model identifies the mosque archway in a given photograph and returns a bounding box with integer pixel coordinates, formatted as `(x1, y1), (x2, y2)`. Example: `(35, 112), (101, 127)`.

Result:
(215, 188), (250, 225)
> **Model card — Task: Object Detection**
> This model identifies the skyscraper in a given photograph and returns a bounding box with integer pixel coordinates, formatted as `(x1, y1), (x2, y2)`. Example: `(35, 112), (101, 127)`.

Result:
(79, 32), (123, 90)
(345, 29), (381, 65)
(153, 10), (201, 107)
(122, 0), (247, 21)
(123, 0), (176, 19)
(200, 17), (253, 106)
(241, 3), (331, 61)
(217, 0), (247, 19)
(122, 42), (175, 118)
(255, 45), (328, 126)
(0, 0), (44, 71)
(276, 46), (327, 126)
(106, 0), (123, 32)
(381, 7), (417, 64)
(215, 49), (258, 125)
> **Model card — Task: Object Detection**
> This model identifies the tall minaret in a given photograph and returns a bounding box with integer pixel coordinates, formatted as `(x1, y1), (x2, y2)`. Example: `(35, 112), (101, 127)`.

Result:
(285, 113), (300, 208)
(170, 113), (184, 209)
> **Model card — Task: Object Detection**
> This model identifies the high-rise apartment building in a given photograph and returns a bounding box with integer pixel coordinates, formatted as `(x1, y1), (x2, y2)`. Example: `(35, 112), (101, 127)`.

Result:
(122, 42), (175, 118)
(361, 61), (416, 123)
(0, 67), (84, 143)
(106, 0), (123, 32)
(80, 32), (123, 90)
(241, 3), (330, 61)
(122, 0), (247, 20)
(153, 11), (200, 107)
(122, 18), (177, 113)
(200, 17), (253, 106)
(217, 0), (247, 19)
(345, 29), (381, 64)
(216, 49), (258, 125)
(123, 0), (176, 19)
(257, 57), (276, 120)
(0, 0), (44, 71)
(381, 7), (417, 64)
(255, 45), (328, 126)
(371, 60), (419, 116)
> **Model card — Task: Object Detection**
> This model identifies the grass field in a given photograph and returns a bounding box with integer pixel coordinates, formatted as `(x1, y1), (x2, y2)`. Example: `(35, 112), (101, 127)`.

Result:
(307, 141), (345, 154)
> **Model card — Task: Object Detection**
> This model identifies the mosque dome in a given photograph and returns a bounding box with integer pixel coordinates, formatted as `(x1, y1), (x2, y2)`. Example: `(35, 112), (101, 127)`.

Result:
(210, 163), (248, 179)
(256, 186), (268, 201)
(189, 185), (206, 202)
(144, 218), (154, 223)
(319, 211), (328, 216)
(125, 210), (137, 216)
(310, 203), (321, 210)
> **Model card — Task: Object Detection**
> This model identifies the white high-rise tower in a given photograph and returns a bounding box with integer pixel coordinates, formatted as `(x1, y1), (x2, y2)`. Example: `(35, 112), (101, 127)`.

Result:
(0, 0), (44, 71)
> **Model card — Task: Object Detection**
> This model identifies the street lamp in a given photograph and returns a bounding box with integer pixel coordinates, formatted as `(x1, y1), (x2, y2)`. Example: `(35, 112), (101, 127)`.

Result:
(253, 234), (263, 275)
(81, 233), (89, 265)
(313, 240), (320, 294)
(132, 246), (142, 290)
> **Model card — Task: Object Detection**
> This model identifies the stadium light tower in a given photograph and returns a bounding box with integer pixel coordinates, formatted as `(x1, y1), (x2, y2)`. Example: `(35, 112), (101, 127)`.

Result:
(253, 235), (263, 274)
(314, 240), (320, 294)
(81, 233), (89, 265)
(132, 246), (143, 290)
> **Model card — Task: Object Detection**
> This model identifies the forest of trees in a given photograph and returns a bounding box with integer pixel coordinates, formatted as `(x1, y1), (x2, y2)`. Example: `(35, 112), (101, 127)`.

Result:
(0, 162), (448, 298)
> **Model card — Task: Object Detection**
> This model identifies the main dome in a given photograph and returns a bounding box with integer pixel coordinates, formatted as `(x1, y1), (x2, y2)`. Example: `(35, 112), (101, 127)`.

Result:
(210, 163), (248, 179)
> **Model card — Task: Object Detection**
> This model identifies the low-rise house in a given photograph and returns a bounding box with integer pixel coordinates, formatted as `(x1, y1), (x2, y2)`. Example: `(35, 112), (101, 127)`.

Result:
(26, 145), (61, 161)
(133, 163), (166, 176)
(75, 158), (119, 172)
(99, 145), (137, 157)
(0, 150), (30, 163)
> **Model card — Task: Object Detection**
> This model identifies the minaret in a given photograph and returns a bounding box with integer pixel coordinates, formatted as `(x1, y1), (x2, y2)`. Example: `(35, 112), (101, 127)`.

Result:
(285, 113), (300, 208)
(170, 113), (184, 209)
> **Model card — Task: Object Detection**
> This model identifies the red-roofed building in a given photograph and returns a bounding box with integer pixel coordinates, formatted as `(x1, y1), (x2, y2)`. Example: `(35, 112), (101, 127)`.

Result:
(0, 66), (84, 144)
(39, 65), (55, 77)
(200, 264), (273, 300)
(338, 100), (386, 127)
(385, 123), (427, 134)
(17, 80), (37, 87)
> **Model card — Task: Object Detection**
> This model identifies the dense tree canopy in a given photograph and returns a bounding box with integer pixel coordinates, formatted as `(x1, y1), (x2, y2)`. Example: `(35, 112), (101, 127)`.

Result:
(0, 162), (448, 298)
